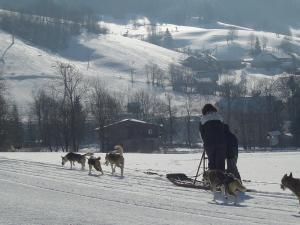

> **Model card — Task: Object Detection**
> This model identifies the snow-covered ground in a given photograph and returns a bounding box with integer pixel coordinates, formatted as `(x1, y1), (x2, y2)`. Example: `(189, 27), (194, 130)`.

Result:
(1, 151), (300, 225)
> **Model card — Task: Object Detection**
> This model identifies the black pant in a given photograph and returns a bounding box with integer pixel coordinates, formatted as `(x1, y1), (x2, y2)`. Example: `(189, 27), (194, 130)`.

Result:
(227, 156), (241, 180)
(205, 144), (226, 171)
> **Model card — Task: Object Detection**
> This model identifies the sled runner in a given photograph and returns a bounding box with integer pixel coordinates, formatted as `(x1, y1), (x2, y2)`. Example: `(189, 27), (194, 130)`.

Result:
(166, 173), (210, 190)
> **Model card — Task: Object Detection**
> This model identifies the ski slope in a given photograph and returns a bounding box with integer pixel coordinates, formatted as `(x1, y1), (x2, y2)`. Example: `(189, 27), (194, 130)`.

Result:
(0, 151), (300, 225)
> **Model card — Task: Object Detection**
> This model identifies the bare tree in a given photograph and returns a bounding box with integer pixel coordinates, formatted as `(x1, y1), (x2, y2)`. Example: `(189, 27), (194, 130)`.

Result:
(262, 36), (269, 51)
(131, 90), (153, 120)
(0, 81), (8, 149)
(130, 61), (135, 87)
(184, 94), (193, 147)
(56, 62), (87, 152)
(227, 29), (238, 44)
(165, 93), (177, 145)
(218, 76), (236, 124)
(145, 62), (164, 87)
(90, 79), (121, 151)
(182, 67), (194, 94)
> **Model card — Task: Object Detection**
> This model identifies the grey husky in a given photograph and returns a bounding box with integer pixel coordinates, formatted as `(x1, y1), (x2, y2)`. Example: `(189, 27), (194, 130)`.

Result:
(203, 170), (247, 204)
(104, 145), (124, 177)
(61, 152), (93, 170)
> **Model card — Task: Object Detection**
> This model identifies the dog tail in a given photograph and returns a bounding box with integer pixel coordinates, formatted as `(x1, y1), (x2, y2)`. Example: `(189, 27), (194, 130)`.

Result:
(114, 145), (124, 156)
(83, 153), (94, 157)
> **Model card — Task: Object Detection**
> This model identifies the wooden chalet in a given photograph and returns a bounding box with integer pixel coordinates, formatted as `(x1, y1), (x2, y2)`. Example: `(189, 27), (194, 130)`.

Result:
(103, 119), (161, 153)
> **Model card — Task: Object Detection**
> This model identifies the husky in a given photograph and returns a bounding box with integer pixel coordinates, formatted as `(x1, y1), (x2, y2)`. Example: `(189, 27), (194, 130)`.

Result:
(61, 152), (93, 170)
(281, 173), (300, 211)
(88, 156), (104, 175)
(104, 145), (124, 177)
(203, 170), (247, 205)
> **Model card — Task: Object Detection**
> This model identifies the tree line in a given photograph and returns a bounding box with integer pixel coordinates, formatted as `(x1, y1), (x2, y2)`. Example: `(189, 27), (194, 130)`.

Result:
(1, 62), (300, 152)
(0, 9), (107, 51)
(0, 80), (23, 151)
(1, 0), (299, 34)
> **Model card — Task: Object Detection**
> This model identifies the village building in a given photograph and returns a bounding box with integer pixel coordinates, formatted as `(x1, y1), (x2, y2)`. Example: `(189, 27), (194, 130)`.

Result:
(102, 119), (161, 153)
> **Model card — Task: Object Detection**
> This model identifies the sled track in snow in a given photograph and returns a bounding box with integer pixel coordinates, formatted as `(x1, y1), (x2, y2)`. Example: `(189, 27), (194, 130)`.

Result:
(0, 157), (299, 225)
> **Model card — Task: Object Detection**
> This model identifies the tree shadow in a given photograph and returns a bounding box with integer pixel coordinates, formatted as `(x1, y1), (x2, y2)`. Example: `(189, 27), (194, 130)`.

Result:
(58, 37), (104, 62)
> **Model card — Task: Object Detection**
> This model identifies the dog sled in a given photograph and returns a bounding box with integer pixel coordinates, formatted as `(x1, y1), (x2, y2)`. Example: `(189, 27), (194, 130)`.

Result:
(166, 151), (210, 190)
(166, 151), (254, 193)
(166, 173), (210, 190)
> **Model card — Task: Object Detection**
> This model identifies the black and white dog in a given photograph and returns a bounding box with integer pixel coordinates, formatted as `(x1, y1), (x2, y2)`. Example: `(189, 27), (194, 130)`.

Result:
(61, 152), (93, 170)
(88, 156), (104, 175)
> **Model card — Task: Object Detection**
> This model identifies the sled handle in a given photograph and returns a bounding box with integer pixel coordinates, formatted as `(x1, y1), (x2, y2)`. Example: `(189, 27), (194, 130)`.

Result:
(193, 150), (206, 185)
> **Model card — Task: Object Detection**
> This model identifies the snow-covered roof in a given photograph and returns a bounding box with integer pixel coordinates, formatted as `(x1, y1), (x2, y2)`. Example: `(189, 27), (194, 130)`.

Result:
(268, 131), (281, 136)
(103, 118), (158, 129)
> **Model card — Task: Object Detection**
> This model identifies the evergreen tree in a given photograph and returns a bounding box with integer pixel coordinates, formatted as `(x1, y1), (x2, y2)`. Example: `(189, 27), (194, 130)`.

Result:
(254, 37), (262, 55)
(163, 28), (174, 48)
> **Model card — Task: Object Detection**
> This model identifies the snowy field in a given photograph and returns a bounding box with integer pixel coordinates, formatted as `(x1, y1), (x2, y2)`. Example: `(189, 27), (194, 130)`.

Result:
(0, 151), (300, 225)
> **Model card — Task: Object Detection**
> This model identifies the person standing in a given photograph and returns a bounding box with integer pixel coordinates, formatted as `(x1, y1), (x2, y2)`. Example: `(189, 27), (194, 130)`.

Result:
(199, 104), (226, 171)
(224, 124), (241, 180)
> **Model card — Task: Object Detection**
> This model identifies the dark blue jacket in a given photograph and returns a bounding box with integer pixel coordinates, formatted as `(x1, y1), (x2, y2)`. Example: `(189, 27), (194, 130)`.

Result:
(199, 112), (226, 148)
(224, 124), (238, 159)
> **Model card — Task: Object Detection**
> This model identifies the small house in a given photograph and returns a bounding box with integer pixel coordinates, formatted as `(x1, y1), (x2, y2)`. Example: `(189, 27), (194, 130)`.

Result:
(103, 119), (161, 153)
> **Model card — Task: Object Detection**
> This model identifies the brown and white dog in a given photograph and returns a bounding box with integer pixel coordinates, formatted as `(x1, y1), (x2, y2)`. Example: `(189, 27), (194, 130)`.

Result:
(203, 170), (247, 205)
(104, 145), (124, 177)
(61, 152), (93, 170)
(281, 172), (300, 211)
(88, 156), (104, 175)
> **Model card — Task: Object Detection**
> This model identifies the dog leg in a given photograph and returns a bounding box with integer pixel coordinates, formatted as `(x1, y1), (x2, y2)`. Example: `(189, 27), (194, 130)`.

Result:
(111, 164), (114, 174)
(70, 161), (73, 169)
(89, 165), (92, 175)
(121, 165), (124, 177)
(99, 164), (104, 175)
(234, 195), (238, 206)
(211, 185), (217, 202)
(221, 186), (228, 203)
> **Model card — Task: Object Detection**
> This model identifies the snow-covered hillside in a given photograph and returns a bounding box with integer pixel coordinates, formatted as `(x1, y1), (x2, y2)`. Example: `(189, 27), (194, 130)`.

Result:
(105, 19), (300, 58)
(105, 19), (300, 81)
(0, 151), (300, 225)
(0, 29), (183, 111)
(1, 18), (299, 112)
